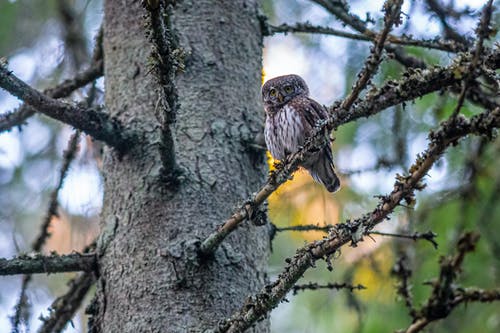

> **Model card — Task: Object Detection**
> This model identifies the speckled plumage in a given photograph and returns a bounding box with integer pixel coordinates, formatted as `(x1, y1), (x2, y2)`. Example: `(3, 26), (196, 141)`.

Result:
(262, 74), (340, 192)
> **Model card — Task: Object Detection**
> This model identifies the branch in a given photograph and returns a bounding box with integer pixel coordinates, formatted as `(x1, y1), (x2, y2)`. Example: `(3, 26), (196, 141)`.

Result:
(341, 0), (403, 109)
(0, 253), (97, 276)
(10, 132), (81, 333)
(271, 223), (438, 248)
(56, 0), (88, 69)
(267, 22), (461, 52)
(450, 0), (494, 118)
(310, 0), (454, 69)
(425, 0), (472, 47)
(215, 108), (500, 332)
(402, 232), (500, 333)
(33, 131), (81, 251)
(292, 282), (366, 295)
(0, 59), (103, 133)
(0, 62), (136, 152)
(370, 231), (438, 249)
(391, 255), (417, 319)
(37, 272), (95, 333)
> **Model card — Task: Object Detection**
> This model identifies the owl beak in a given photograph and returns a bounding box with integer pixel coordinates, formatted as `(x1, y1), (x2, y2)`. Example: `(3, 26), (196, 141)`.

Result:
(277, 93), (284, 103)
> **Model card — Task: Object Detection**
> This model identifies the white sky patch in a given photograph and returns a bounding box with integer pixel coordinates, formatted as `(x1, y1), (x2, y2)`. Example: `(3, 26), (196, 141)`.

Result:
(59, 164), (103, 216)
(20, 118), (52, 155)
(263, 36), (310, 80)
(9, 53), (36, 82)
(34, 24), (65, 78)
(0, 131), (22, 168)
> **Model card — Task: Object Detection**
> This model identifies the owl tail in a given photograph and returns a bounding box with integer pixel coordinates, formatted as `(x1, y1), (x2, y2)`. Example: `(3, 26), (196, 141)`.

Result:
(307, 147), (340, 193)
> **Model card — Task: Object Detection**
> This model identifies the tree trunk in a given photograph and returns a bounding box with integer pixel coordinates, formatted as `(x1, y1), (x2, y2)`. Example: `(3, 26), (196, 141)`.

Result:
(92, 0), (269, 331)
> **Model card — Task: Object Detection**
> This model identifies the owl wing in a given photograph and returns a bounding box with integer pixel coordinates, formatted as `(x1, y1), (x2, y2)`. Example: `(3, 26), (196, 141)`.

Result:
(294, 96), (329, 138)
(295, 96), (340, 191)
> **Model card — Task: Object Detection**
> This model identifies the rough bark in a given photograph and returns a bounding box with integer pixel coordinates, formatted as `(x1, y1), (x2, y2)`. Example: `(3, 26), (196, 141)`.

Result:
(93, 0), (268, 332)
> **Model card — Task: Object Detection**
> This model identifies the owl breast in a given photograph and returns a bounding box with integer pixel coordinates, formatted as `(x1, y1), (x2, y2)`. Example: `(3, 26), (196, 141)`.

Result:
(264, 104), (305, 160)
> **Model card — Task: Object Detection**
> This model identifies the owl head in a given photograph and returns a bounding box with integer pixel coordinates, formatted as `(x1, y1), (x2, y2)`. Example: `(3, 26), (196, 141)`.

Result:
(261, 74), (310, 110)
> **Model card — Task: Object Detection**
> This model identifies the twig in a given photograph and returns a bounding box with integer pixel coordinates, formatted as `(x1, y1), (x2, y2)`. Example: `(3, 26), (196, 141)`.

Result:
(0, 59), (103, 133)
(370, 231), (438, 249)
(0, 62), (136, 152)
(33, 131), (81, 251)
(310, 0), (441, 69)
(391, 255), (417, 318)
(451, 0), (494, 118)
(267, 22), (461, 52)
(341, 0), (403, 109)
(292, 282), (366, 295)
(10, 131), (81, 333)
(0, 253), (97, 276)
(425, 0), (472, 47)
(56, 0), (88, 70)
(271, 222), (438, 248)
(215, 108), (500, 332)
(341, 158), (398, 175)
(37, 272), (95, 333)
(401, 232), (500, 333)
(199, 47), (500, 257)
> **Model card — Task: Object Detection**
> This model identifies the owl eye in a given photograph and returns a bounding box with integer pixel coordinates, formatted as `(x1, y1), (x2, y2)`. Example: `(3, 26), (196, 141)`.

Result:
(284, 85), (294, 94)
(269, 88), (278, 97)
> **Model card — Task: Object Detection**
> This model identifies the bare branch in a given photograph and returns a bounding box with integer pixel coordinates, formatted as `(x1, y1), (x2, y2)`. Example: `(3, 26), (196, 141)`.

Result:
(271, 223), (438, 248)
(37, 272), (95, 333)
(0, 59), (103, 133)
(56, 0), (88, 70)
(391, 256), (417, 319)
(0, 62), (136, 152)
(267, 22), (461, 52)
(341, 0), (403, 109)
(425, 0), (472, 47)
(215, 108), (500, 332)
(10, 132), (81, 333)
(292, 282), (366, 295)
(0, 253), (97, 276)
(370, 230), (438, 249)
(33, 131), (81, 251)
(310, 0), (451, 68)
(402, 232), (500, 333)
(451, 0), (494, 118)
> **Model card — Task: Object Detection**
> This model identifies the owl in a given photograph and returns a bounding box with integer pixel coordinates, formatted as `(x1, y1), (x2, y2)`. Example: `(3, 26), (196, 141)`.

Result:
(262, 74), (340, 192)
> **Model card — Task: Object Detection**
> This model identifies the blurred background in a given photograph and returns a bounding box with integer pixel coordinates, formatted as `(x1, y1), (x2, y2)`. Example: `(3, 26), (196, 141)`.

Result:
(0, 0), (499, 332)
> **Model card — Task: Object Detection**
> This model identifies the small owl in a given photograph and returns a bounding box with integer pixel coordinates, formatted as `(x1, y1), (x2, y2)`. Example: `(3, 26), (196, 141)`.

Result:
(262, 74), (340, 192)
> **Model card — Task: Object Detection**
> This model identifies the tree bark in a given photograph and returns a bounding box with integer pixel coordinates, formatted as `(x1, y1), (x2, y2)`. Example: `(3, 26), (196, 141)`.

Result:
(92, 0), (269, 332)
